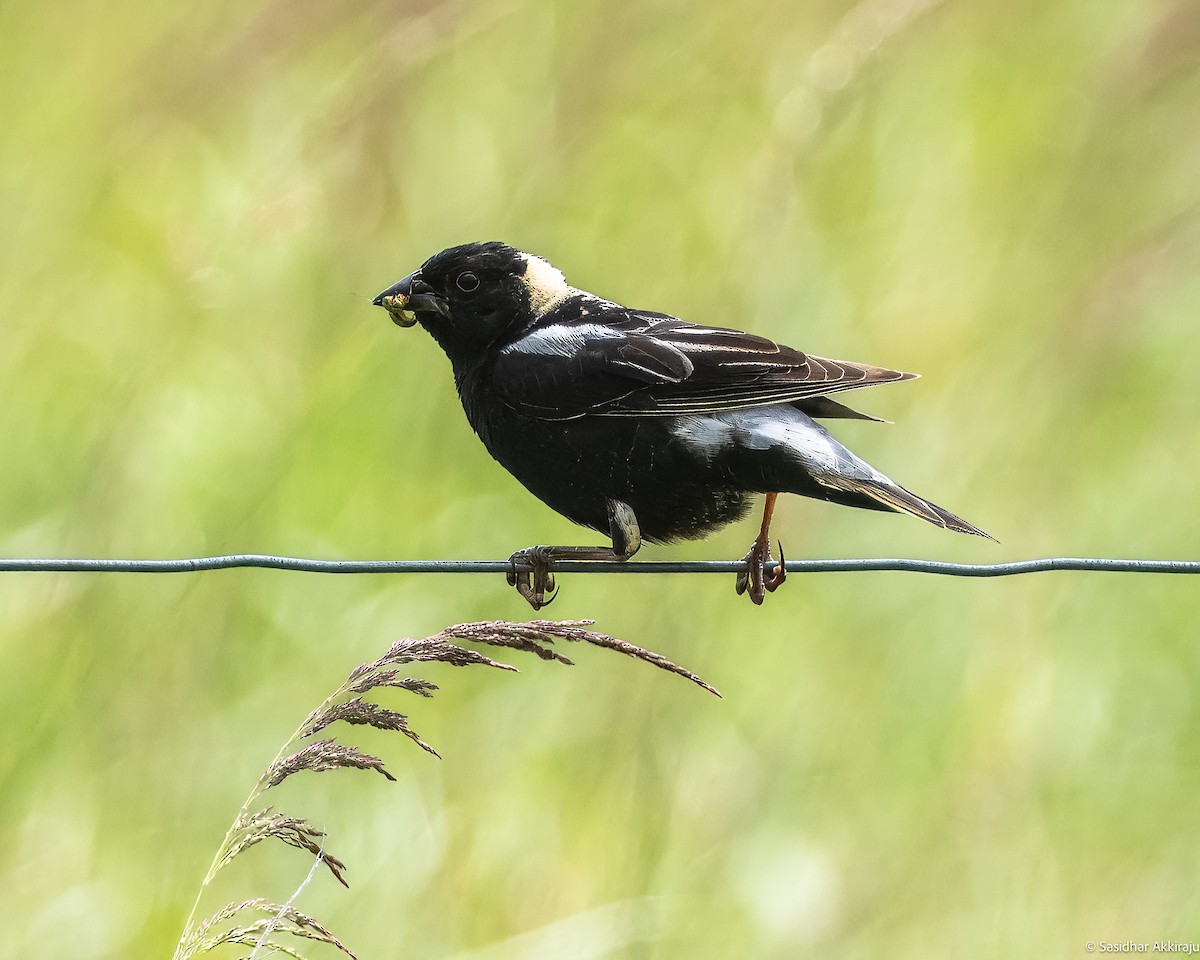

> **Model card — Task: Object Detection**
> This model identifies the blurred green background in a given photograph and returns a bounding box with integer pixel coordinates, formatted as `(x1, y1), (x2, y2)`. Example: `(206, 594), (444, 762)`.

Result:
(3, 0), (1200, 956)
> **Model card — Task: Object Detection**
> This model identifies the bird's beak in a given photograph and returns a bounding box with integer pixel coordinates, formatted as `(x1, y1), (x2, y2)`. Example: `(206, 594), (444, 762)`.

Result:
(371, 272), (449, 327)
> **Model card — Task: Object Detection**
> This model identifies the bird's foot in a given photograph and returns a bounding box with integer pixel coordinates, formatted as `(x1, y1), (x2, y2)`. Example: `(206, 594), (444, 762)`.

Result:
(505, 539), (634, 609)
(507, 546), (558, 610)
(735, 539), (787, 605)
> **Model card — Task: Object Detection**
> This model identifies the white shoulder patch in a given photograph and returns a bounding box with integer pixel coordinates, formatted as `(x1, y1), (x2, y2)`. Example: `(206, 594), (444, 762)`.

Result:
(502, 322), (617, 358)
(520, 253), (574, 315)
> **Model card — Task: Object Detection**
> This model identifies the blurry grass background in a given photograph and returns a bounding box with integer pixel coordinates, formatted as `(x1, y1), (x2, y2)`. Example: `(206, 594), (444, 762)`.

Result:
(3, 0), (1200, 956)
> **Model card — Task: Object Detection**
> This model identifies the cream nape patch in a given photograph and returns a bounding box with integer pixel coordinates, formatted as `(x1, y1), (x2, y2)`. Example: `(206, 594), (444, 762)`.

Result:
(519, 253), (575, 315)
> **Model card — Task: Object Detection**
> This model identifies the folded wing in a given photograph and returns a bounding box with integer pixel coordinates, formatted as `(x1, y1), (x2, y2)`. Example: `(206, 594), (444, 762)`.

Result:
(492, 305), (915, 421)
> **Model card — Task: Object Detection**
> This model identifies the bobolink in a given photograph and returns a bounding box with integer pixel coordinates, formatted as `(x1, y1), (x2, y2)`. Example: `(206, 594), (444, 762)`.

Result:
(374, 242), (989, 607)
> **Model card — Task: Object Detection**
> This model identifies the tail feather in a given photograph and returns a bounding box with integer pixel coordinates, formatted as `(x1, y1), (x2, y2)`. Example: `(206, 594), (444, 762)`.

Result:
(792, 396), (890, 422)
(818, 474), (995, 540)
(695, 405), (993, 539)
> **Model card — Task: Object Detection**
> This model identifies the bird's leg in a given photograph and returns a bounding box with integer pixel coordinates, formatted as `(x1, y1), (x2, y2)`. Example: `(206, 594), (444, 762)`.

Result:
(507, 499), (642, 610)
(736, 492), (788, 604)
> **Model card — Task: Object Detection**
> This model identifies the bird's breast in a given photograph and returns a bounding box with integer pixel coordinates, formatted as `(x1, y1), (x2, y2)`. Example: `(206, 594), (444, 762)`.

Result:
(455, 386), (751, 541)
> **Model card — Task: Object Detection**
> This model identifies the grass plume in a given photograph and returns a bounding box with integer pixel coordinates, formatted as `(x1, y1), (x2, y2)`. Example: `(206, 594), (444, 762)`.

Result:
(173, 619), (715, 959)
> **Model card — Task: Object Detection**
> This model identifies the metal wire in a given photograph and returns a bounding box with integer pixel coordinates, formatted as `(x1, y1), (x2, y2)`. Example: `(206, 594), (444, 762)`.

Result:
(1, 555), (1198, 576)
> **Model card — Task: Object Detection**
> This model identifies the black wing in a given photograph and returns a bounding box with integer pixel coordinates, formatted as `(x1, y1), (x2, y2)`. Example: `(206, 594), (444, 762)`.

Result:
(491, 301), (915, 421)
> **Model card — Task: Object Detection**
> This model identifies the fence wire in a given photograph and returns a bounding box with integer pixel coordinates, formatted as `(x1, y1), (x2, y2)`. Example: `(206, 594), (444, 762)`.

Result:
(1, 555), (1198, 576)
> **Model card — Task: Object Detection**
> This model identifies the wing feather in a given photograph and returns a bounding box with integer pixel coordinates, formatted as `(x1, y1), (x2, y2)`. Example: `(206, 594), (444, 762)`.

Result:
(491, 301), (915, 420)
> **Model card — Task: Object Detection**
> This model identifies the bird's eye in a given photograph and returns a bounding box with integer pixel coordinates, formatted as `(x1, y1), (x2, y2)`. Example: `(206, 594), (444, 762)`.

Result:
(456, 272), (480, 292)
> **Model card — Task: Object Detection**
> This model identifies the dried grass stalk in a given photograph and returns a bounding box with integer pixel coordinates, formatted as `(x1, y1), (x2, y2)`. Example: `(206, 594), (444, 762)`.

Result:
(218, 808), (349, 887)
(301, 697), (440, 757)
(178, 898), (356, 959)
(174, 619), (715, 960)
(438, 619), (721, 696)
(264, 738), (398, 788)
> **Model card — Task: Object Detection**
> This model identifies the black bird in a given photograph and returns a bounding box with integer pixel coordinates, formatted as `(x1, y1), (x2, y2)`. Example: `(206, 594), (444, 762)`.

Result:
(373, 242), (990, 608)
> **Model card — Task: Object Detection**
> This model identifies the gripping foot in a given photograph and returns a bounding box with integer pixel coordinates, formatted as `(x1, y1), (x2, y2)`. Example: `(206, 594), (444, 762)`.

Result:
(507, 546), (558, 611)
(505, 499), (642, 610)
(736, 539), (787, 605)
(735, 492), (787, 604)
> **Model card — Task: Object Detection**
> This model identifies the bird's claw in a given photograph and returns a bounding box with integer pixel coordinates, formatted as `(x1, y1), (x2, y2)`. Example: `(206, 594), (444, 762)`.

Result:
(507, 546), (558, 610)
(766, 541), (787, 593)
(736, 539), (787, 604)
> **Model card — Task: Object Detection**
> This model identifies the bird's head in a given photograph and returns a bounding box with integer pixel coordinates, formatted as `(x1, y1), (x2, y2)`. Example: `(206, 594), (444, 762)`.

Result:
(373, 242), (572, 366)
